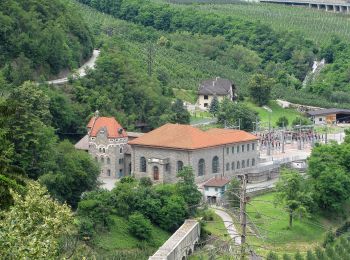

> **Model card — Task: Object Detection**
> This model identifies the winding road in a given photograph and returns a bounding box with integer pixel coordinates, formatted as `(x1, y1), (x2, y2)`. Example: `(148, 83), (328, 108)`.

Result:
(47, 49), (100, 85)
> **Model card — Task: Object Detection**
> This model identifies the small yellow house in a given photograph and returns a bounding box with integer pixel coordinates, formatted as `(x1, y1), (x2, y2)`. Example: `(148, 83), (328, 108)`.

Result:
(197, 77), (235, 110)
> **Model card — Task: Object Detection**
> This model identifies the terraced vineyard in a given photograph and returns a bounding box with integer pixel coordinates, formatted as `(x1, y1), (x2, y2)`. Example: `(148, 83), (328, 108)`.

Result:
(161, 0), (350, 45)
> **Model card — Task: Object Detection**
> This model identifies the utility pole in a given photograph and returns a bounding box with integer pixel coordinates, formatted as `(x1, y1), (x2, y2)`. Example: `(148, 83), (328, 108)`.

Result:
(147, 42), (155, 77)
(267, 112), (271, 156)
(282, 121), (285, 153)
(298, 118), (302, 150)
(239, 174), (247, 260)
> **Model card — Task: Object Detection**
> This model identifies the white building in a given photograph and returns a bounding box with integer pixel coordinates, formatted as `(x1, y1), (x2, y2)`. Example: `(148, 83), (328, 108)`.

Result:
(203, 176), (231, 203)
(307, 108), (350, 125)
(197, 77), (235, 110)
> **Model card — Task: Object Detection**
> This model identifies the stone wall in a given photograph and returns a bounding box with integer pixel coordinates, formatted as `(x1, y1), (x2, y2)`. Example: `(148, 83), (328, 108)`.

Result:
(89, 129), (128, 178)
(131, 140), (259, 184)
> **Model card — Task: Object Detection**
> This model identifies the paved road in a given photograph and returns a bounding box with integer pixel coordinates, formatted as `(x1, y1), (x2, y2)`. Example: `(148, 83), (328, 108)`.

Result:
(47, 49), (100, 85)
(214, 208), (241, 245)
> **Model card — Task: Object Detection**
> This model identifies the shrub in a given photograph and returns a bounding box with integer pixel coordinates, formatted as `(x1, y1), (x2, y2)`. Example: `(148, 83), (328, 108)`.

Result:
(128, 213), (152, 240)
(77, 217), (94, 239)
(139, 177), (153, 187)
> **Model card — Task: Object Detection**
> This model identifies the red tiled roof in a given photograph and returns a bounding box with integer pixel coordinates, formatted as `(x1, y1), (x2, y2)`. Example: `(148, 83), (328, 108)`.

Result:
(128, 123), (258, 150)
(203, 177), (230, 187)
(88, 116), (127, 138)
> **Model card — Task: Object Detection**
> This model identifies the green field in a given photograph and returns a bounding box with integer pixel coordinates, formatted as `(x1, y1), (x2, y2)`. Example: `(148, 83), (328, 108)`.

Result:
(157, 0), (350, 45)
(246, 193), (343, 256)
(244, 100), (302, 127)
(95, 215), (170, 252)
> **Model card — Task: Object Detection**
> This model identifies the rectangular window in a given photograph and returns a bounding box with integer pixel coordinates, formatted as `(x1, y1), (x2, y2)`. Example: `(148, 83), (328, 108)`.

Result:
(237, 146), (240, 153)
(204, 103), (208, 107)
(226, 147), (229, 155)
(232, 147), (234, 154)
(242, 145), (245, 152)
(221, 187), (225, 192)
(215, 188), (218, 192)
(319, 118), (323, 121)
(204, 95), (208, 100)
(247, 143), (250, 152)
(205, 187), (208, 191)
(165, 163), (170, 172)
(252, 143), (255, 150)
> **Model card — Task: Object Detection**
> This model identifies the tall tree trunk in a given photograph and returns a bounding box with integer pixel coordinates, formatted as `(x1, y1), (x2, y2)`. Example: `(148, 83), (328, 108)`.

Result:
(289, 210), (293, 228)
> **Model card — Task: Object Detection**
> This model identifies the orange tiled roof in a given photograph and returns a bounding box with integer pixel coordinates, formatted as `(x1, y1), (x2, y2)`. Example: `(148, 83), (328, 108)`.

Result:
(204, 177), (230, 187)
(128, 123), (258, 150)
(88, 116), (127, 138)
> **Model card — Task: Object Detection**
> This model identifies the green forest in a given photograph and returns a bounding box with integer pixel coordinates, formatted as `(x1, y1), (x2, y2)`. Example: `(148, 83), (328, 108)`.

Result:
(0, 0), (93, 85)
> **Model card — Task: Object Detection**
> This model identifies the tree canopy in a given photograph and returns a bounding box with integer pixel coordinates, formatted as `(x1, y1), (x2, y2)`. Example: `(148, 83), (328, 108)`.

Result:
(0, 0), (93, 85)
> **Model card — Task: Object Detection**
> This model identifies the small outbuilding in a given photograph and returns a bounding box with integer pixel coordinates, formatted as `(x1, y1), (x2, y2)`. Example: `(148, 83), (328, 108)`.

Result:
(203, 176), (231, 204)
(307, 108), (350, 125)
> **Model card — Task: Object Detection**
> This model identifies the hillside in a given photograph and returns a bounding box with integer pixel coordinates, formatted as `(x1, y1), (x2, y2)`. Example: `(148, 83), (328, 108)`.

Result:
(76, 0), (350, 110)
(0, 0), (93, 86)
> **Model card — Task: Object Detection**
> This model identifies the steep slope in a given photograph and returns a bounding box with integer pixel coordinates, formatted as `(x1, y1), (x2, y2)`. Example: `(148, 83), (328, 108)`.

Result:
(0, 0), (93, 85)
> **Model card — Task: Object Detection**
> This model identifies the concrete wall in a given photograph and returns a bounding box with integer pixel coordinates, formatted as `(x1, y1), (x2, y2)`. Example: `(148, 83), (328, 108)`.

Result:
(88, 129), (128, 178)
(131, 140), (259, 184)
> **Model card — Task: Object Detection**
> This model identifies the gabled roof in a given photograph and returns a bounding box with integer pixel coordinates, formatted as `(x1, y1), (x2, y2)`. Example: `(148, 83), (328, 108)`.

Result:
(88, 116), (127, 138)
(198, 77), (233, 96)
(74, 135), (89, 151)
(203, 177), (230, 187)
(307, 108), (350, 116)
(128, 123), (258, 150)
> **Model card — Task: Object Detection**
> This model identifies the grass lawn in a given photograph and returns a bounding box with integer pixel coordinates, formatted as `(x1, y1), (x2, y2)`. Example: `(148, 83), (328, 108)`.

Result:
(244, 100), (302, 128)
(173, 88), (198, 104)
(246, 193), (343, 256)
(190, 211), (232, 259)
(203, 210), (229, 240)
(95, 215), (170, 251)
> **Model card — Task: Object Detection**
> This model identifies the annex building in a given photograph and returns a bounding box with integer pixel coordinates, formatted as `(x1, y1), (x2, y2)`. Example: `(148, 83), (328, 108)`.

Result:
(129, 123), (259, 184)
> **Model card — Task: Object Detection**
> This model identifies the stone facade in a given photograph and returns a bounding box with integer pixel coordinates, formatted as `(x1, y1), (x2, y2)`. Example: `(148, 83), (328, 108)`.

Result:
(89, 127), (128, 178)
(131, 140), (259, 184)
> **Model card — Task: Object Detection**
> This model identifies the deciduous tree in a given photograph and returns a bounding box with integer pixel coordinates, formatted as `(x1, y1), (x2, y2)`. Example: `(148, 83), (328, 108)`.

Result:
(0, 181), (75, 259)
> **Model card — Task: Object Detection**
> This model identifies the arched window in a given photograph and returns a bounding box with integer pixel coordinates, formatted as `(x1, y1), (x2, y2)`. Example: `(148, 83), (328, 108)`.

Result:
(252, 158), (256, 166)
(226, 163), (229, 171)
(231, 162), (235, 170)
(153, 166), (159, 180)
(242, 160), (245, 169)
(212, 156), (219, 173)
(101, 157), (104, 163)
(107, 169), (111, 176)
(247, 159), (250, 167)
(237, 161), (240, 169)
(120, 147), (123, 154)
(198, 159), (205, 176)
(103, 148), (106, 153)
(140, 157), (147, 172)
(107, 157), (110, 164)
(99, 148), (102, 153)
(177, 160), (184, 173)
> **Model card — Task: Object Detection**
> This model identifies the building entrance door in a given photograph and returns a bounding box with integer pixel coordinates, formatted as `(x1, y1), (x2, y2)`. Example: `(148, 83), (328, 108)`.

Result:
(153, 166), (159, 180)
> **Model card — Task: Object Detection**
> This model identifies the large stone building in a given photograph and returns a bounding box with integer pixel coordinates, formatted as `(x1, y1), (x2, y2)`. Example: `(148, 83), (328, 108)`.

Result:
(129, 124), (259, 184)
(75, 113), (130, 178)
(197, 77), (235, 110)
